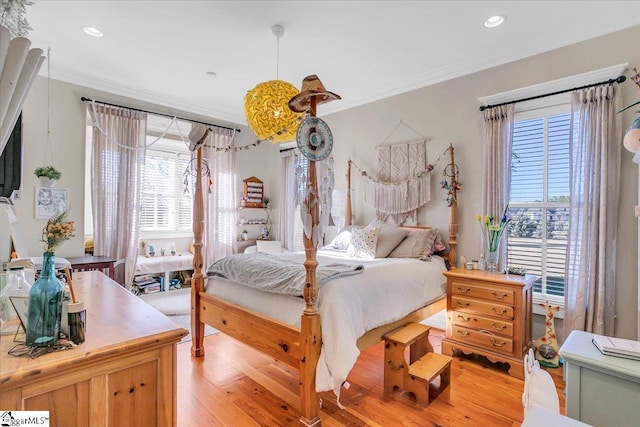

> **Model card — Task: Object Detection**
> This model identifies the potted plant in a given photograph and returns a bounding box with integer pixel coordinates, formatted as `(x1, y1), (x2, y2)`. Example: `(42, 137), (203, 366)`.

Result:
(34, 166), (61, 187)
(241, 229), (249, 241)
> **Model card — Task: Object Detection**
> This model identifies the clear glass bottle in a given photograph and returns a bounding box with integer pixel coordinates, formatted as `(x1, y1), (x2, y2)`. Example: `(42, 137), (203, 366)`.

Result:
(0, 266), (32, 335)
(26, 252), (64, 347)
(478, 253), (486, 271)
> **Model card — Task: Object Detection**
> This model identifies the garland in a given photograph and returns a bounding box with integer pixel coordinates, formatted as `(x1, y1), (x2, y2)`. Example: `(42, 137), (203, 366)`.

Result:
(353, 146), (460, 211)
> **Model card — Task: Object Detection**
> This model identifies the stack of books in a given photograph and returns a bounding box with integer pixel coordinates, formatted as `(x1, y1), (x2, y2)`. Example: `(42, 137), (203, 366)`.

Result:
(134, 275), (162, 294)
(592, 334), (640, 361)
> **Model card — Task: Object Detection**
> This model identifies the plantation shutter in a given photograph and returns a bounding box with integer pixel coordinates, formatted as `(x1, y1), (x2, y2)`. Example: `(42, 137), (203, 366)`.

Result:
(509, 111), (570, 303)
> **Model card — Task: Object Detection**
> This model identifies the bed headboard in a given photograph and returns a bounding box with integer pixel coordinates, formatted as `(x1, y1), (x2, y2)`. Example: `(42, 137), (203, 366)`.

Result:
(344, 144), (458, 269)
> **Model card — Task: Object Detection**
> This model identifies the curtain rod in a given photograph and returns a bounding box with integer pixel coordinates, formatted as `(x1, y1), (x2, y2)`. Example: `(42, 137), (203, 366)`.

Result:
(479, 75), (626, 111)
(80, 96), (241, 132)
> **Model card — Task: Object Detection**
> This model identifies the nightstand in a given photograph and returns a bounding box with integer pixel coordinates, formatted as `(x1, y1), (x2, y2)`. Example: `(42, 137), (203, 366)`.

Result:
(442, 269), (535, 378)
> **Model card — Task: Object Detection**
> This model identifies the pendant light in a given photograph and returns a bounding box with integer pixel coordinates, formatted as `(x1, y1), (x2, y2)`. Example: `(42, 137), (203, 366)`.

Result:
(243, 25), (301, 143)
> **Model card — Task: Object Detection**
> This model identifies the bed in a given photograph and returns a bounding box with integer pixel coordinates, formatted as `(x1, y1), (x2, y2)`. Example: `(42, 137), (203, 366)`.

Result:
(189, 124), (459, 425)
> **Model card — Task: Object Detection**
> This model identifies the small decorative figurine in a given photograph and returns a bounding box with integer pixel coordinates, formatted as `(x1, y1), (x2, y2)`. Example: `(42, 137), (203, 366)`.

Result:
(534, 301), (561, 368)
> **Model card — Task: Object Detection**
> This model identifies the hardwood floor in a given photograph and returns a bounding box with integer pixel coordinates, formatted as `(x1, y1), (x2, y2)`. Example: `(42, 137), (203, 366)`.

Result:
(176, 329), (566, 426)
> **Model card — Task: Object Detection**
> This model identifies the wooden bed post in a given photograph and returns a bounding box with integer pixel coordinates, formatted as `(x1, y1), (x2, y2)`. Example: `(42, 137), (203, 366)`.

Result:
(345, 158), (352, 226)
(191, 144), (206, 357)
(448, 143), (458, 269)
(300, 98), (322, 427)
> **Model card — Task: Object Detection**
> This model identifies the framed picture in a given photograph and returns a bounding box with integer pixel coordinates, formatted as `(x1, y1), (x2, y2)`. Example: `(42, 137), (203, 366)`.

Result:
(35, 187), (68, 219)
(9, 296), (29, 331)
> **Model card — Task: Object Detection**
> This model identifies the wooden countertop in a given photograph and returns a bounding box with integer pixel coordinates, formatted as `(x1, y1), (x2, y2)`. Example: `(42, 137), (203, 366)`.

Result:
(0, 271), (188, 388)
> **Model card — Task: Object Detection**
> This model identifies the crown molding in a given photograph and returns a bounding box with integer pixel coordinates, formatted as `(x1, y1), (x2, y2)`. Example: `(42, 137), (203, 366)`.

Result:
(478, 63), (629, 109)
(46, 66), (248, 125)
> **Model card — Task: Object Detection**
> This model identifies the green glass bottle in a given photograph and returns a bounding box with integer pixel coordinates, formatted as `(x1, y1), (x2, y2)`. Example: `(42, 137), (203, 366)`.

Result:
(26, 252), (64, 347)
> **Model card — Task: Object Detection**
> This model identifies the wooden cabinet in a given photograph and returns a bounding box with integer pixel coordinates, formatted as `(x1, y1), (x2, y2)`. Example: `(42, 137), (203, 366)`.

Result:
(0, 271), (187, 426)
(442, 269), (535, 379)
(559, 330), (640, 426)
(241, 176), (265, 208)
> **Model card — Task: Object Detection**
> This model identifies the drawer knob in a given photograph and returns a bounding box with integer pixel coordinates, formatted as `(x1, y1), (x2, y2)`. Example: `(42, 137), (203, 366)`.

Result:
(491, 322), (507, 331)
(491, 338), (506, 347)
(456, 286), (471, 293)
(457, 314), (471, 322)
(456, 329), (470, 337)
(491, 306), (508, 315)
(456, 300), (470, 307)
(491, 290), (508, 299)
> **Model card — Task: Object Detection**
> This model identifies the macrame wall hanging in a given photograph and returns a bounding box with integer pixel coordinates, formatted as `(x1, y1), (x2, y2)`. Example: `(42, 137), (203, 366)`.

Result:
(361, 121), (432, 223)
(354, 137), (460, 223)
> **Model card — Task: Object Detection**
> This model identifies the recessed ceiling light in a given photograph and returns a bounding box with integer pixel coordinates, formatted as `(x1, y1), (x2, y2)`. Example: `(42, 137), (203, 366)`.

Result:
(82, 26), (104, 37)
(483, 15), (505, 28)
(206, 71), (217, 78)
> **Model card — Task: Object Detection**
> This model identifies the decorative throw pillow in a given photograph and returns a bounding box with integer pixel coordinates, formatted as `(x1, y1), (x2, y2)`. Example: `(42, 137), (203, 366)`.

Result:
(256, 240), (283, 255)
(346, 227), (379, 259)
(388, 228), (439, 260)
(374, 226), (410, 258)
(431, 233), (447, 254)
(324, 225), (363, 250)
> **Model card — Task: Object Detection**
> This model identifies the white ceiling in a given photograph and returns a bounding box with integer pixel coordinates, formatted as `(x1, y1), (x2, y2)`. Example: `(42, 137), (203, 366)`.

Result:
(26, 1), (640, 126)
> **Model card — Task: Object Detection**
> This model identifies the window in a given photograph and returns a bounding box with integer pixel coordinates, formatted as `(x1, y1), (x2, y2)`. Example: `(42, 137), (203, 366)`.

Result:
(139, 146), (192, 232)
(508, 105), (570, 308)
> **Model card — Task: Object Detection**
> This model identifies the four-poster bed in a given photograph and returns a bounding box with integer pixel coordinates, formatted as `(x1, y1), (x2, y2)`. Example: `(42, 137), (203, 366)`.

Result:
(189, 119), (459, 424)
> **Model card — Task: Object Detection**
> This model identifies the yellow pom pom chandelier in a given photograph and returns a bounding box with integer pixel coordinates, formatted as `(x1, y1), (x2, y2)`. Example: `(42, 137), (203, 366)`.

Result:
(244, 25), (301, 143)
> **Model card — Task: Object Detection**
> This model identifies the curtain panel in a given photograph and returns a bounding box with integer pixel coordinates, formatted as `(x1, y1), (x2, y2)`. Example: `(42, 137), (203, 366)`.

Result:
(565, 85), (621, 336)
(482, 105), (515, 270)
(279, 150), (298, 251)
(201, 128), (237, 267)
(88, 104), (146, 287)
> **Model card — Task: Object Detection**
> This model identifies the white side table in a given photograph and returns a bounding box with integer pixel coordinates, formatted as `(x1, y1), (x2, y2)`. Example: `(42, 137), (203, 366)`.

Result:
(559, 330), (640, 426)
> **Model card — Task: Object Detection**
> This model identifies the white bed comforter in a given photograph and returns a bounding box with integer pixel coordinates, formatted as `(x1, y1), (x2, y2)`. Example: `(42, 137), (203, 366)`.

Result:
(205, 249), (447, 398)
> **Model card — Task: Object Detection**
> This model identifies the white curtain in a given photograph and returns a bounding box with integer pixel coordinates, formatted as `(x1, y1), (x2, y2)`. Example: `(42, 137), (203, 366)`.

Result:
(201, 128), (237, 268)
(565, 85), (620, 336)
(279, 150), (298, 250)
(88, 105), (146, 287)
(481, 105), (515, 271)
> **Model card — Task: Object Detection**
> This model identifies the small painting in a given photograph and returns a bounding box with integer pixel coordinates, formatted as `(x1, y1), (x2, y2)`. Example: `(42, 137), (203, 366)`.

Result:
(35, 187), (68, 219)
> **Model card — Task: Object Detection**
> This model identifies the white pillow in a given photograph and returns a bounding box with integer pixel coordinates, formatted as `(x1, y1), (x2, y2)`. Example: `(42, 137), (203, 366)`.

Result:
(324, 225), (363, 250)
(388, 229), (438, 260)
(365, 222), (410, 258)
(346, 227), (379, 259)
(244, 245), (258, 254)
(256, 240), (284, 255)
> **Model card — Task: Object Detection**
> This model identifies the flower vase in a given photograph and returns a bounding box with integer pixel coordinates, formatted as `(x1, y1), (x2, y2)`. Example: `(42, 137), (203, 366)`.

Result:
(26, 252), (64, 347)
(487, 249), (500, 272)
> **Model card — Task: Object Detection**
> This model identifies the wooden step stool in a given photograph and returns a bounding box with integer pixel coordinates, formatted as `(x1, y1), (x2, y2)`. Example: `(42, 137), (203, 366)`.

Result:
(383, 322), (452, 406)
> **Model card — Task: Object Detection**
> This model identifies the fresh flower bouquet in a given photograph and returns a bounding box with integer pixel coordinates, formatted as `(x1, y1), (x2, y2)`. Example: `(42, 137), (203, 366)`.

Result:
(476, 206), (511, 271)
(41, 210), (75, 252)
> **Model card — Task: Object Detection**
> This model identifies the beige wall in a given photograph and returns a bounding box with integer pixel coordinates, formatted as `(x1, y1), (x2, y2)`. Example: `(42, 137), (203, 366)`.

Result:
(7, 25), (640, 339)
(323, 25), (640, 340)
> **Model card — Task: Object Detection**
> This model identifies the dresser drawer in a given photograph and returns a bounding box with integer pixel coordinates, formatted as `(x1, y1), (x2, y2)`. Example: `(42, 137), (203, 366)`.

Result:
(451, 310), (514, 337)
(451, 280), (515, 304)
(450, 326), (514, 355)
(451, 296), (514, 319)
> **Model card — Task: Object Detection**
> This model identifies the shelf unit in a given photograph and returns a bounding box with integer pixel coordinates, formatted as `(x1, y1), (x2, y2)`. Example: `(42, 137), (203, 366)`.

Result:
(238, 206), (272, 241)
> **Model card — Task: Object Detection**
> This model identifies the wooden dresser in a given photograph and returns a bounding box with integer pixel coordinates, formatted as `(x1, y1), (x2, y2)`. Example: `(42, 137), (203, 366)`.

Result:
(0, 271), (187, 427)
(442, 269), (535, 379)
